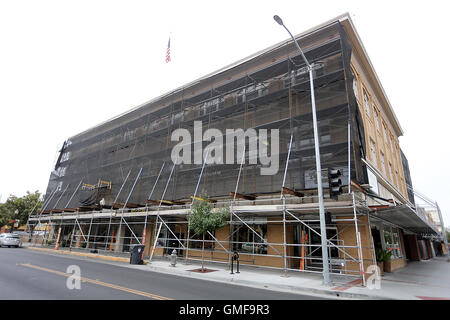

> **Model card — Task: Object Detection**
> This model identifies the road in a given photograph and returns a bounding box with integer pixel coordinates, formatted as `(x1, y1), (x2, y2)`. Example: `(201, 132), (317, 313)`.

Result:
(0, 247), (326, 300)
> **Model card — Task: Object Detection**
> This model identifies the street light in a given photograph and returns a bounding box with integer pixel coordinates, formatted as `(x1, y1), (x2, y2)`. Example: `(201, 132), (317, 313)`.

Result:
(273, 15), (331, 285)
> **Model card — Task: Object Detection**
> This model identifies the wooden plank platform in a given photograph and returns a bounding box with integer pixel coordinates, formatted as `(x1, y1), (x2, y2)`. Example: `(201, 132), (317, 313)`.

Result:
(282, 187), (304, 197)
(190, 196), (217, 203)
(158, 199), (186, 206)
(77, 205), (100, 212)
(111, 202), (144, 209)
(63, 208), (77, 212)
(229, 192), (256, 201)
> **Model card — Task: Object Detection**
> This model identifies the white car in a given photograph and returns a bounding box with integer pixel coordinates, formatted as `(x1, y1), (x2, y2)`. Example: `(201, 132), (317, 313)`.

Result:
(0, 233), (22, 248)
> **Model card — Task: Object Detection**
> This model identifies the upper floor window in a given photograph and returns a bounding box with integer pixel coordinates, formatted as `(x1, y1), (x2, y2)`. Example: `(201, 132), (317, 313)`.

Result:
(374, 108), (380, 131)
(390, 135), (394, 154)
(363, 91), (371, 117)
(380, 151), (386, 173)
(369, 138), (377, 163)
(352, 76), (359, 100)
(388, 162), (394, 182)
(395, 170), (400, 187)
(383, 123), (389, 144)
(61, 152), (71, 162)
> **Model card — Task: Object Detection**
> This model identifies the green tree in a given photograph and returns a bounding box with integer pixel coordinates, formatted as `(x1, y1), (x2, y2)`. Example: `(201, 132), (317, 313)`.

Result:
(0, 191), (43, 231)
(188, 192), (229, 271)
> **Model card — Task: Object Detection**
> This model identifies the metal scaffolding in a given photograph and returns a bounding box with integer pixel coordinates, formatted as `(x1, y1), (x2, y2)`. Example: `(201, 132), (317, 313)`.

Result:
(26, 138), (376, 286)
(26, 21), (385, 287)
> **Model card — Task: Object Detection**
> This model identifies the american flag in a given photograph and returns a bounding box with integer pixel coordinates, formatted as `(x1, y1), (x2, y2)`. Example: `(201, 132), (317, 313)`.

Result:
(165, 37), (171, 63)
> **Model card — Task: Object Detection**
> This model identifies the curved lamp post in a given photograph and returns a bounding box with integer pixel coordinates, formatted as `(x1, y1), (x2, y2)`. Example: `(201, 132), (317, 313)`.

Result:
(273, 15), (331, 285)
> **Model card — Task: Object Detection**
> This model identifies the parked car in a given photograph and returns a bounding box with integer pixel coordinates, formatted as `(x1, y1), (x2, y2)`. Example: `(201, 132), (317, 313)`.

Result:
(0, 233), (22, 248)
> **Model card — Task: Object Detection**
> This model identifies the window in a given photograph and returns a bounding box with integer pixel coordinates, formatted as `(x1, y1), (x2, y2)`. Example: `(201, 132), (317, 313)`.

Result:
(383, 227), (403, 259)
(352, 73), (359, 100)
(123, 129), (135, 141)
(232, 223), (267, 254)
(383, 123), (389, 144)
(61, 152), (71, 162)
(369, 138), (377, 163)
(395, 170), (400, 187)
(57, 166), (67, 177)
(380, 151), (385, 173)
(374, 107), (380, 131)
(363, 91), (371, 117)
(388, 162), (394, 182)
(390, 135), (394, 154)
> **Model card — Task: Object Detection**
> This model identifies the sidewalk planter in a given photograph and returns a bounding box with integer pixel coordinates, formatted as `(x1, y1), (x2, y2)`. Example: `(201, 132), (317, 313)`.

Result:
(376, 248), (392, 274)
(382, 250), (393, 273)
(375, 249), (387, 275)
(383, 260), (392, 273)
(377, 261), (384, 275)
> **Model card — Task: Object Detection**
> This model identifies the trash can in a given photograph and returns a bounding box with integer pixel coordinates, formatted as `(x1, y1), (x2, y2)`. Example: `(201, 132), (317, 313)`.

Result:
(130, 244), (145, 265)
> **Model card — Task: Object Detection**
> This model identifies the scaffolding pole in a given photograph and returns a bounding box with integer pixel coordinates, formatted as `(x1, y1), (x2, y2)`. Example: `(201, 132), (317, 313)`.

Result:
(149, 160), (177, 262)
(229, 144), (246, 266)
(104, 170), (131, 251)
(142, 163), (166, 254)
(352, 192), (366, 286)
(281, 134), (293, 277)
(186, 149), (209, 263)
(117, 167), (143, 246)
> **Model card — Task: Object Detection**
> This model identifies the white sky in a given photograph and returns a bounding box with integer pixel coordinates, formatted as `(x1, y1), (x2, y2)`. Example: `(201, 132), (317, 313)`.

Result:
(1, 0), (449, 227)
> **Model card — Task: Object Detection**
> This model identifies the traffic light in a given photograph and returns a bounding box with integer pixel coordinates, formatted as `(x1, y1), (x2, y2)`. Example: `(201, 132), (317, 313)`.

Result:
(328, 168), (343, 198)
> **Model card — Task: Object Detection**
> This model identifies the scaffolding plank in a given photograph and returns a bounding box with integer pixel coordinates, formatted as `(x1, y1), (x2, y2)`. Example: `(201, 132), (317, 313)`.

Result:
(112, 202), (144, 209)
(230, 192), (256, 201)
(158, 199), (185, 206)
(190, 196), (217, 203)
(78, 205), (100, 212)
(282, 187), (304, 198)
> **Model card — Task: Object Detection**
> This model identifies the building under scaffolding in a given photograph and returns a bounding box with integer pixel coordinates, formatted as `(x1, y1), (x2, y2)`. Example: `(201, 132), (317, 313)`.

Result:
(26, 13), (448, 286)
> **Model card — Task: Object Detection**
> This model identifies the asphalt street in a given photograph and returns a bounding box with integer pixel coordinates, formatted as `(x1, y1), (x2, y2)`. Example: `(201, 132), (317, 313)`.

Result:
(0, 247), (326, 300)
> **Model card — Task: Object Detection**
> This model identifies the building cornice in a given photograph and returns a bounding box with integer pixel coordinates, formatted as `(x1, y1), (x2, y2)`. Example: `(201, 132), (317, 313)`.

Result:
(338, 14), (404, 137)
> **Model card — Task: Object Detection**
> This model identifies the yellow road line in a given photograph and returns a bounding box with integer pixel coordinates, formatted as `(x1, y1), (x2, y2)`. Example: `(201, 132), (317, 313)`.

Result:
(18, 263), (172, 300)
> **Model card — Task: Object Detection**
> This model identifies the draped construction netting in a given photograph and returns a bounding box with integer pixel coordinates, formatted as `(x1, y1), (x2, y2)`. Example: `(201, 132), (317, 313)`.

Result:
(42, 21), (369, 211)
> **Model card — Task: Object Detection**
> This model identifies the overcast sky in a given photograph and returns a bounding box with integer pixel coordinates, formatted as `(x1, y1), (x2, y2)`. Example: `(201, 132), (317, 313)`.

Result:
(1, 1), (449, 227)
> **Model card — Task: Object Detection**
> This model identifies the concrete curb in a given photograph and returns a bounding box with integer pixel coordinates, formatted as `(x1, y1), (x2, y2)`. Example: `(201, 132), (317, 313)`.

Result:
(26, 246), (138, 264)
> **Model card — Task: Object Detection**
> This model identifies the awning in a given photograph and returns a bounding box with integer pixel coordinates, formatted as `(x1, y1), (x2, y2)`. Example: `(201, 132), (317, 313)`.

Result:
(369, 204), (440, 236)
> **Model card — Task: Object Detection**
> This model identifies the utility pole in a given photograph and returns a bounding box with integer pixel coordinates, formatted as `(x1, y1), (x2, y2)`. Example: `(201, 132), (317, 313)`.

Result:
(273, 15), (331, 285)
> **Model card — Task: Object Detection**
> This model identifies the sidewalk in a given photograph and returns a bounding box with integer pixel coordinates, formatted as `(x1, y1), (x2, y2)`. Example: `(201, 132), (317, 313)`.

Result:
(380, 257), (450, 300)
(132, 256), (450, 300)
(24, 244), (450, 300)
